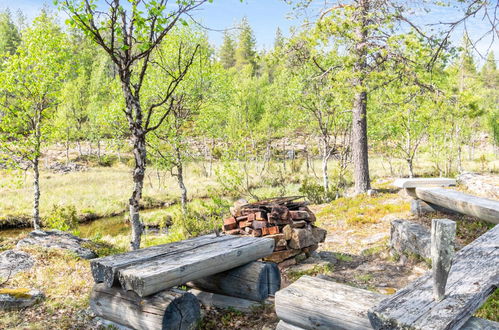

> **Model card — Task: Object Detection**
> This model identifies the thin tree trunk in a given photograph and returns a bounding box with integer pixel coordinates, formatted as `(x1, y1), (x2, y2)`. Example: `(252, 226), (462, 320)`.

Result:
(77, 140), (82, 156)
(32, 118), (42, 230)
(66, 127), (70, 165)
(175, 146), (187, 215)
(352, 0), (371, 194)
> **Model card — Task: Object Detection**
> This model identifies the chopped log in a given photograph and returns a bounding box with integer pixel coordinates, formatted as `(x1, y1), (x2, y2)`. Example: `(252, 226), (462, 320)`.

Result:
(262, 226), (279, 235)
(275, 276), (383, 329)
(91, 234), (236, 287)
(289, 211), (310, 220)
(311, 227), (327, 243)
(393, 178), (456, 188)
(188, 289), (264, 312)
(415, 187), (499, 224)
(290, 220), (306, 228)
(224, 217), (236, 226)
(252, 220), (267, 229)
(282, 225), (293, 240)
(289, 228), (316, 249)
(255, 211), (266, 221)
(264, 249), (301, 263)
(369, 225), (499, 330)
(431, 219), (456, 301)
(390, 219), (431, 259)
(90, 284), (200, 330)
(239, 220), (252, 228)
(189, 261), (280, 302)
(118, 235), (275, 297)
(274, 276), (497, 330)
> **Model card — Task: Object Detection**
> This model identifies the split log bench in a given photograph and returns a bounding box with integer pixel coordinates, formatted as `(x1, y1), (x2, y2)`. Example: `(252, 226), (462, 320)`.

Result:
(275, 223), (499, 329)
(89, 234), (277, 329)
(394, 178), (499, 224)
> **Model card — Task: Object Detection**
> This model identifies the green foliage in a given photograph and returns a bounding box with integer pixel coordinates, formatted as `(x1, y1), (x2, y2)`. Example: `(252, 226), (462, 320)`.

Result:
(0, 9), (20, 55)
(45, 204), (79, 233)
(299, 178), (337, 204)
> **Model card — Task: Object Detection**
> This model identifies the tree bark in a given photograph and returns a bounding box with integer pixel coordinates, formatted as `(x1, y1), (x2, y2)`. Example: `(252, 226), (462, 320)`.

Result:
(123, 82), (146, 251)
(352, 0), (371, 194)
(175, 146), (187, 215)
(32, 116), (41, 230)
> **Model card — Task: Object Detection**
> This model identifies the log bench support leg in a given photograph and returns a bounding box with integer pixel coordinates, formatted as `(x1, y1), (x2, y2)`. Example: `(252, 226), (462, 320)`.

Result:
(407, 189), (457, 217)
(431, 218), (456, 301)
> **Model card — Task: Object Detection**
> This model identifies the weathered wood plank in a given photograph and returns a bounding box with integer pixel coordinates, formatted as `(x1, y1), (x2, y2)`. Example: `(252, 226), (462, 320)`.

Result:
(461, 317), (499, 330)
(90, 284), (200, 330)
(91, 234), (237, 287)
(188, 289), (264, 312)
(275, 275), (384, 330)
(188, 261), (280, 302)
(431, 219), (456, 301)
(276, 320), (306, 330)
(369, 225), (499, 330)
(394, 178), (456, 189)
(415, 188), (499, 224)
(119, 236), (275, 297)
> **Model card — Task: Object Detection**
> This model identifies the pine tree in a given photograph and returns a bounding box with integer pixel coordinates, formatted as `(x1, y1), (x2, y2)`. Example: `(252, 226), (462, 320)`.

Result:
(235, 17), (257, 71)
(274, 27), (284, 50)
(219, 30), (236, 69)
(0, 9), (21, 55)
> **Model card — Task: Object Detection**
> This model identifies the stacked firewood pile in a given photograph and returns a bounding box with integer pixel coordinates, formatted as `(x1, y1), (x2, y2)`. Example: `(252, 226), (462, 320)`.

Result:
(223, 197), (327, 266)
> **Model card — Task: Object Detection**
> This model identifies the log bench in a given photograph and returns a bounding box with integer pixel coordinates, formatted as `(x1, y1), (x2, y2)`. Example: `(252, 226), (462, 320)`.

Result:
(275, 224), (499, 329)
(89, 234), (277, 329)
(394, 178), (499, 224)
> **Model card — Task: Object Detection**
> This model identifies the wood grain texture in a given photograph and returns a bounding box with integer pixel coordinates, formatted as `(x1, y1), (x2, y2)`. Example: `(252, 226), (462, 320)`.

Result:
(275, 275), (383, 330)
(188, 261), (280, 302)
(90, 284), (200, 330)
(431, 219), (456, 301)
(91, 234), (236, 287)
(369, 225), (499, 330)
(415, 188), (499, 224)
(119, 236), (275, 297)
(276, 320), (306, 330)
(188, 289), (264, 312)
(394, 178), (456, 188)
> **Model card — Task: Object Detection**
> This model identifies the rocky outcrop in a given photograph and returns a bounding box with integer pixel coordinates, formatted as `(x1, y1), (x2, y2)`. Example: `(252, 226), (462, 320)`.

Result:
(17, 230), (97, 259)
(0, 288), (44, 311)
(0, 250), (34, 279)
(458, 172), (499, 200)
(390, 219), (431, 260)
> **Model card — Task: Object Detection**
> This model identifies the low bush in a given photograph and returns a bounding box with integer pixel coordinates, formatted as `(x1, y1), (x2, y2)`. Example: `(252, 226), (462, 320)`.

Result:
(45, 204), (79, 233)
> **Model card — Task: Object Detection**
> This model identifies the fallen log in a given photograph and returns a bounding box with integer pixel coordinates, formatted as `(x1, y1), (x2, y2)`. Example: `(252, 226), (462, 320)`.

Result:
(188, 261), (280, 302)
(275, 276), (499, 330)
(275, 275), (383, 329)
(369, 225), (499, 330)
(415, 188), (499, 224)
(90, 284), (200, 330)
(91, 234), (236, 287)
(118, 236), (275, 297)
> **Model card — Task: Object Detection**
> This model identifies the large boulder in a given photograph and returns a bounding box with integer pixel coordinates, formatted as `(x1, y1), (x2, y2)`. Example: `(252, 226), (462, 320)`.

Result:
(0, 250), (34, 279)
(0, 288), (44, 311)
(390, 219), (431, 260)
(17, 230), (97, 259)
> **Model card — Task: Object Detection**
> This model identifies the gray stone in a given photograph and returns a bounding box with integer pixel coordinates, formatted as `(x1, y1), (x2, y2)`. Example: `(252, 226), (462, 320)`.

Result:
(17, 230), (97, 259)
(0, 288), (44, 311)
(390, 219), (431, 259)
(0, 250), (34, 279)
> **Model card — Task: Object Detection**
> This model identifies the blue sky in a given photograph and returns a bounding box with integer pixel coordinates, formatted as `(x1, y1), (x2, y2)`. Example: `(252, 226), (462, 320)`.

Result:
(1, 0), (497, 60)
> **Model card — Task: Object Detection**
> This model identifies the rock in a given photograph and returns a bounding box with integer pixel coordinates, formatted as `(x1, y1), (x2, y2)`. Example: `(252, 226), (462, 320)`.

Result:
(278, 258), (297, 269)
(317, 251), (338, 264)
(46, 162), (87, 174)
(17, 230), (97, 259)
(0, 288), (44, 311)
(0, 250), (34, 279)
(282, 225), (293, 240)
(295, 253), (307, 263)
(390, 219), (431, 260)
(458, 172), (499, 199)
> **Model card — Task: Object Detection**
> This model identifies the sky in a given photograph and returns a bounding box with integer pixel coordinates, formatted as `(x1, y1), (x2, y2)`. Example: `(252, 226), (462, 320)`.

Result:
(1, 0), (497, 60)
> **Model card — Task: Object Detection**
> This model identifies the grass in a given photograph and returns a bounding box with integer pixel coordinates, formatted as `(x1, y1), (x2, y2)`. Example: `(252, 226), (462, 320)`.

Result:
(317, 193), (410, 226)
(287, 263), (335, 282)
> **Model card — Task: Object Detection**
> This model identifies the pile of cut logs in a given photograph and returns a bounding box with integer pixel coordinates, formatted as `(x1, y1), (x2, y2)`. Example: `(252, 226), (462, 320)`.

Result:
(224, 197), (327, 266)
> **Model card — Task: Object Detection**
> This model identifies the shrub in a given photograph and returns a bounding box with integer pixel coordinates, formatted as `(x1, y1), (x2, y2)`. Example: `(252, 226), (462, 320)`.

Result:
(299, 178), (337, 204)
(45, 204), (79, 233)
(290, 158), (305, 173)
